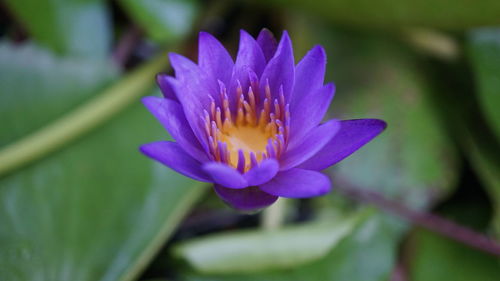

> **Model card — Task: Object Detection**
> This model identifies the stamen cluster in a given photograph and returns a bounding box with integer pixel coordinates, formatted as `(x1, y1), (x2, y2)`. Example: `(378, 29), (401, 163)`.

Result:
(203, 79), (289, 172)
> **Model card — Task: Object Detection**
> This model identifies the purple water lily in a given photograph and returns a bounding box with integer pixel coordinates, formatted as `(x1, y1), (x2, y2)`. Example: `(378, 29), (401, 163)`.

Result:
(140, 29), (386, 211)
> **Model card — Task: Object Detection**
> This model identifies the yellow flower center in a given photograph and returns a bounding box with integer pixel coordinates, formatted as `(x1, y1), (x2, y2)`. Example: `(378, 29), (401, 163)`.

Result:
(204, 82), (289, 172)
(220, 125), (274, 168)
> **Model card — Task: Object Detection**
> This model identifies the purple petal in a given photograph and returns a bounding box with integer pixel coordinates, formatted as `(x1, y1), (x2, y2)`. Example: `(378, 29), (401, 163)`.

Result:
(256, 28), (278, 62)
(231, 30), (267, 92)
(290, 45), (327, 108)
(156, 74), (178, 101)
(280, 119), (341, 170)
(168, 54), (214, 150)
(140, 141), (210, 182)
(259, 31), (295, 100)
(169, 53), (219, 101)
(142, 96), (208, 162)
(198, 32), (234, 85)
(202, 162), (248, 189)
(243, 158), (279, 186)
(288, 83), (336, 148)
(168, 54), (212, 111)
(214, 185), (278, 211)
(298, 119), (387, 171)
(259, 168), (331, 198)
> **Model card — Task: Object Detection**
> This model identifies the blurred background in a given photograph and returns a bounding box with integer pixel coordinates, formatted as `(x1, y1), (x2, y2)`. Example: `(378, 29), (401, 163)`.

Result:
(1, 0), (500, 280)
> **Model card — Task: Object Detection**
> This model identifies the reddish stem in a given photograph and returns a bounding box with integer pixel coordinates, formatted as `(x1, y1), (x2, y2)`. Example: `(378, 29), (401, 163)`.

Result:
(336, 179), (500, 256)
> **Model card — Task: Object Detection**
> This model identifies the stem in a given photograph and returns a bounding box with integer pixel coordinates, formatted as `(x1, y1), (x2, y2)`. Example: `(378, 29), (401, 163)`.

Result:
(0, 53), (169, 177)
(336, 178), (500, 257)
(113, 25), (143, 68)
(390, 262), (408, 281)
(261, 198), (288, 230)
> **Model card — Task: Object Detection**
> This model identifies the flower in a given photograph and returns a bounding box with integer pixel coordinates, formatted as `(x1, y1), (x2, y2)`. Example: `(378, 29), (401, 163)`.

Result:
(140, 29), (386, 211)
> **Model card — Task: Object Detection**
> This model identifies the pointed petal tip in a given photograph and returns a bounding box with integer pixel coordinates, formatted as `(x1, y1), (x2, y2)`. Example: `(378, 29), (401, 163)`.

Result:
(297, 118), (388, 171)
(168, 52), (186, 69)
(138, 143), (149, 155)
(167, 52), (180, 61)
(141, 95), (161, 110)
(156, 74), (180, 101)
(168, 52), (196, 66)
(139, 141), (211, 182)
(139, 143), (157, 160)
(258, 28), (275, 39)
(155, 73), (166, 86)
(362, 118), (388, 131)
(138, 142), (161, 159)
(155, 73), (165, 81)
(138, 141), (159, 157)
(307, 45), (327, 66)
(239, 29), (251, 38)
(198, 31), (222, 48)
(141, 95), (155, 103)
(259, 29), (295, 99)
(311, 44), (326, 57)
(324, 82), (336, 93)
(155, 72), (173, 83)
(198, 31), (223, 46)
(257, 28), (278, 61)
(278, 30), (292, 46)
(198, 31), (212, 39)
(379, 119), (388, 129)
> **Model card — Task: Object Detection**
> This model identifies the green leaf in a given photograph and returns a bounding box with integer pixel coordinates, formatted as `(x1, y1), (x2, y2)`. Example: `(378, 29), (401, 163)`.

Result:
(0, 41), (118, 145)
(181, 210), (406, 281)
(173, 211), (364, 274)
(286, 18), (458, 209)
(118, 0), (199, 43)
(4, 0), (111, 57)
(464, 28), (500, 236)
(317, 31), (459, 209)
(0, 43), (206, 281)
(468, 28), (500, 143)
(409, 229), (500, 281)
(262, 0), (500, 29)
(462, 137), (500, 236)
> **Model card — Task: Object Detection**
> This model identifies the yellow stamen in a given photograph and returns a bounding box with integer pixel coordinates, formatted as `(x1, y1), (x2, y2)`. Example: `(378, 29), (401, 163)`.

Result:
(205, 81), (289, 171)
(236, 108), (245, 125)
(274, 99), (281, 120)
(219, 125), (274, 170)
(216, 108), (223, 129)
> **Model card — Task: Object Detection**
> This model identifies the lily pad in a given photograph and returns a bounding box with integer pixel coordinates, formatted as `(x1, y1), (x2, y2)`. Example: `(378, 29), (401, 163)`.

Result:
(173, 211), (364, 274)
(0, 43), (206, 281)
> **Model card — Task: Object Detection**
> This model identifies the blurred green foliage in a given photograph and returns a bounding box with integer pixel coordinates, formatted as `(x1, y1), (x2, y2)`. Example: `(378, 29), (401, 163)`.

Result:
(118, 0), (199, 43)
(410, 229), (499, 281)
(1, 0), (500, 281)
(4, 0), (111, 57)
(465, 30), (500, 236)
(264, 0), (500, 29)
(0, 42), (118, 144)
